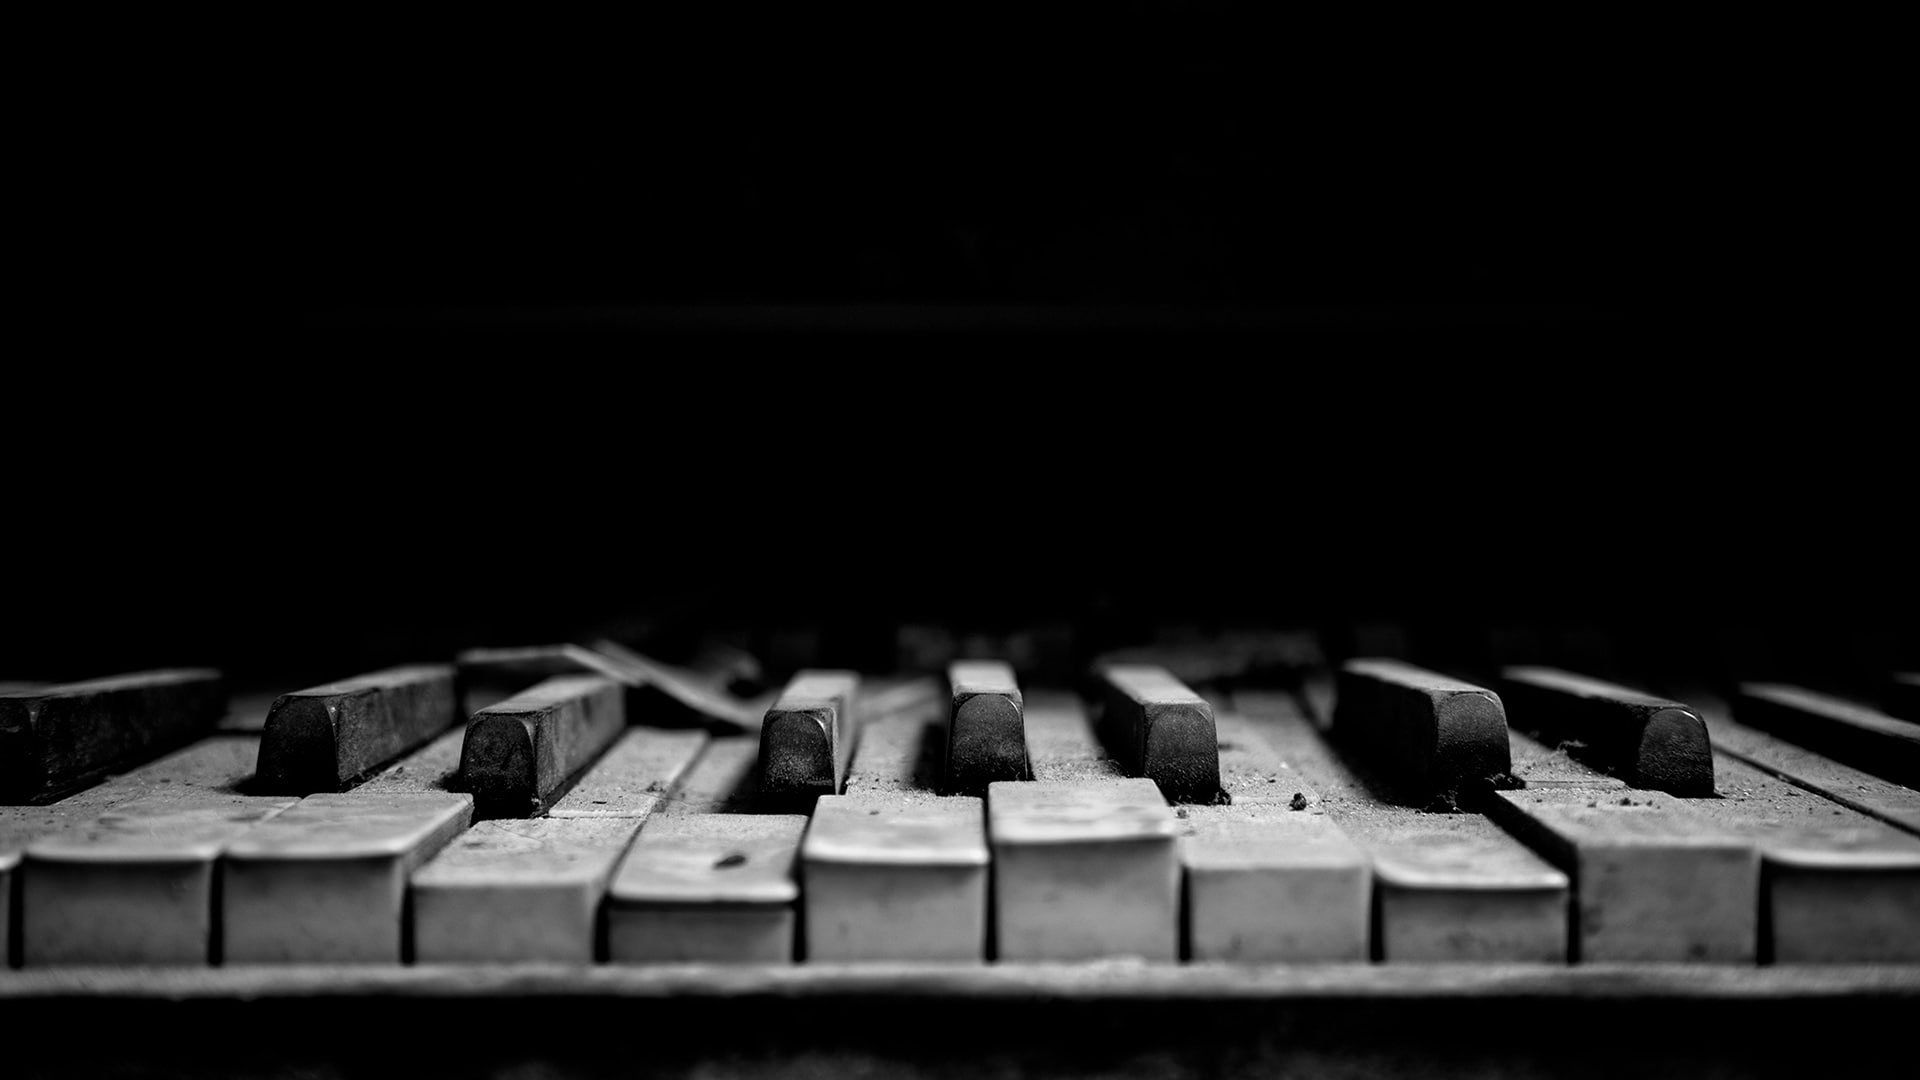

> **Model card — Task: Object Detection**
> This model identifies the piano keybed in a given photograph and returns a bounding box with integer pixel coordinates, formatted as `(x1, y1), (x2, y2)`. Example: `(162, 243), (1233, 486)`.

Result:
(4, 655), (1918, 1078)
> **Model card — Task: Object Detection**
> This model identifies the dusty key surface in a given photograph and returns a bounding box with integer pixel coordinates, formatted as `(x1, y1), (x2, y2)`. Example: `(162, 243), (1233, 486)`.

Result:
(357, 727), (465, 794)
(758, 670), (860, 801)
(1097, 664), (1222, 804)
(804, 794), (989, 962)
(607, 814), (807, 963)
(22, 792), (295, 965)
(1697, 702), (1920, 836)
(1737, 684), (1920, 788)
(412, 817), (642, 963)
(1333, 659), (1513, 805)
(548, 728), (707, 818)
(1181, 713), (1370, 962)
(656, 736), (767, 816)
(1500, 667), (1714, 795)
(1, 669), (227, 803)
(947, 660), (1028, 792)
(1490, 786), (1759, 962)
(1240, 694), (1568, 963)
(254, 664), (459, 793)
(462, 675), (626, 817)
(990, 777), (1179, 961)
(222, 791), (472, 963)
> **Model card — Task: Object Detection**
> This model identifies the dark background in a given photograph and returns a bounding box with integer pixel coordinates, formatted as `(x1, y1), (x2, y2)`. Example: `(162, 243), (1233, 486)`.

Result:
(7, 14), (1907, 695)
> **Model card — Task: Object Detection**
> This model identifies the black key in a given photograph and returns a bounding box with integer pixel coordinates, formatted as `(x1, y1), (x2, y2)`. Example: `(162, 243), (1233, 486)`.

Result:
(254, 665), (459, 794)
(1736, 684), (1920, 789)
(1095, 664), (1221, 804)
(1, 670), (226, 803)
(1331, 659), (1512, 805)
(1499, 667), (1714, 796)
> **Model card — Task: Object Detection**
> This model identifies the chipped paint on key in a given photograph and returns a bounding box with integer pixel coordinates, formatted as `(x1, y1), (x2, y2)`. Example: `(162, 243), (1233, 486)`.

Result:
(607, 814), (807, 963)
(412, 817), (642, 963)
(222, 791), (472, 963)
(21, 793), (295, 965)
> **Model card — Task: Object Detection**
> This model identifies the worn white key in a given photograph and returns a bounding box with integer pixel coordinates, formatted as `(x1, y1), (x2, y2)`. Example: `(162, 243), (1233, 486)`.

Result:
(21, 792), (295, 965)
(1491, 786), (1759, 962)
(547, 729), (708, 818)
(804, 793), (988, 962)
(221, 791), (471, 962)
(412, 817), (641, 963)
(1691, 754), (1920, 962)
(606, 814), (807, 963)
(1237, 693), (1568, 963)
(1180, 713), (1370, 962)
(989, 698), (1180, 962)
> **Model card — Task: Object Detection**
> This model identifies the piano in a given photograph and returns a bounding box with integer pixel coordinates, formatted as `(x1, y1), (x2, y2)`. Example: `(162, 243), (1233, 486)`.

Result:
(4, 617), (1916, 1079)
(12, 48), (1905, 1072)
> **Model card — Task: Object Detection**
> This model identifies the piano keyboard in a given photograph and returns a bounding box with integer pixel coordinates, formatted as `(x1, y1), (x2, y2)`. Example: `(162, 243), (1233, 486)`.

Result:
(4, 653), (1917, 1077)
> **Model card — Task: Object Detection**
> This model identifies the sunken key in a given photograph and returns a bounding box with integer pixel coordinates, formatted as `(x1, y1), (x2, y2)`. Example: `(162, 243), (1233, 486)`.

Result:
(255, 664), (460, 794)
(222, 791), (471, 962)
(1096, 665), (1221, 804)
(1333, 659), (1512, 803)
(1500, 667), (1715, 796)
(758, 670), (860, 801)
(1, 669), (227, 803)
(1737, 684), (1920, 788)
(947, 660), (1028, 792)
(461, 675), (626, 817)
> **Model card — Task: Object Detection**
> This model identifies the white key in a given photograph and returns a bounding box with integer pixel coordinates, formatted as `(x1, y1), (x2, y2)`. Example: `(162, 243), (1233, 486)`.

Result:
(221, 791), (471, 962)
(21, 792), (295, 965)
(412, 817), (642, 963)
(988, 777), (1178, 961)
(803, 793), (988, 962)
(606, 814), (806, 963)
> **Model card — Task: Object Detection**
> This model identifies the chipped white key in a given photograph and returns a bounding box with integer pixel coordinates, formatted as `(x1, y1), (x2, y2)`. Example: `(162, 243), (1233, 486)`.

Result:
(21, 793), (295, 965)
(548, 728), (708, 818)
(221, 791), (471, 962)
(988, 777), (1178, 961)
(1180, 713), (1370, 962)
(412, 817), (642, 963)
(803, 794), (988, 962)
(606, 814), (806, 963)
